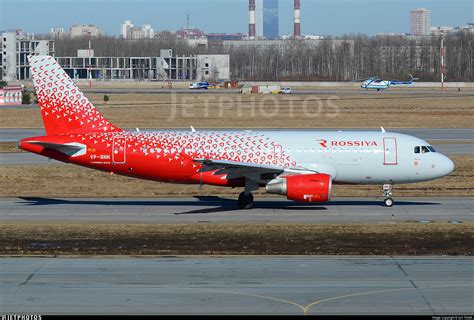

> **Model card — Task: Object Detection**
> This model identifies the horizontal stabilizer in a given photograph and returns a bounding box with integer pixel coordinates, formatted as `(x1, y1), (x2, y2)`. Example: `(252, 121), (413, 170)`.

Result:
(29, 141), (87, 157)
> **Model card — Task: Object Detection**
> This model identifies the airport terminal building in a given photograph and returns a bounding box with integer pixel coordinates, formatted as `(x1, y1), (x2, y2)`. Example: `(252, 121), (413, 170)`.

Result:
(1, 32), (230, 82)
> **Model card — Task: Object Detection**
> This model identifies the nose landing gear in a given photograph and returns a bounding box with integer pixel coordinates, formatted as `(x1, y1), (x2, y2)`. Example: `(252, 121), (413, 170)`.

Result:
(383, 184), (394, 207)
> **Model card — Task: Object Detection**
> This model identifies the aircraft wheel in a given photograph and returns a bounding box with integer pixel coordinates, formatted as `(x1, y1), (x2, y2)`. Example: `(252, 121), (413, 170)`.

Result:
(384, 198), (394, 207)
(238, 192), (254, 210)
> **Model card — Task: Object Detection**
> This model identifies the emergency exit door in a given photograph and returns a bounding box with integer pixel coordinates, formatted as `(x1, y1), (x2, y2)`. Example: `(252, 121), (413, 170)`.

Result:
(383, 138), (398, 165)
(112, 137), (127, 164)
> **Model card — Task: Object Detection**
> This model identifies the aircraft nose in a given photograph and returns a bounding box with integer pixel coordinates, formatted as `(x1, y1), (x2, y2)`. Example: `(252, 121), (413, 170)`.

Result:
(438, 155), (455, 177)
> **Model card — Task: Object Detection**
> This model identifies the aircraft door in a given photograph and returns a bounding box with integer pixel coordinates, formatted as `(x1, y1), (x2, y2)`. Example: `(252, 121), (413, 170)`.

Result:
(383, 138), (398, 165)
(273, 144), (282, 161)
(112, 137), (127, 164)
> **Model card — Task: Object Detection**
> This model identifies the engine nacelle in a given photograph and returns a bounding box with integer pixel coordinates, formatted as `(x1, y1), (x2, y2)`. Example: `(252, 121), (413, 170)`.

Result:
(266, 173), (332, 203)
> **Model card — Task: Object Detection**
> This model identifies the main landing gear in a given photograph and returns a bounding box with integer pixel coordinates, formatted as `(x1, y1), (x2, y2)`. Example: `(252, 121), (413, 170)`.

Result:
(238, 180), (259, 209)
(238, 192), (254, 210)
(383, 184), (394, 207)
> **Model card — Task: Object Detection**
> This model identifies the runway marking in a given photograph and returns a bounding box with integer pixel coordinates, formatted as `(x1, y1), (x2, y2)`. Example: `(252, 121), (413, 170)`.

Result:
(303, 284), (473, 315)
(194, 288), (307, 313)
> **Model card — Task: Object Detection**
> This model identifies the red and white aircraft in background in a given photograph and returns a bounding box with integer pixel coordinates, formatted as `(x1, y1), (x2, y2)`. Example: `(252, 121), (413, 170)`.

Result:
(19, 56), (454, 208)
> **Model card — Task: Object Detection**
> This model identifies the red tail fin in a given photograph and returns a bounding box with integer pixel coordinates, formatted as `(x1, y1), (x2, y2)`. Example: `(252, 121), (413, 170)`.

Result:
(29, 55), (121, 135)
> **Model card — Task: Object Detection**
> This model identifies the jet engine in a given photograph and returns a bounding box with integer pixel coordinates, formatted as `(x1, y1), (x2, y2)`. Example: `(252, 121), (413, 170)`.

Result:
(266, 173), (332, 203)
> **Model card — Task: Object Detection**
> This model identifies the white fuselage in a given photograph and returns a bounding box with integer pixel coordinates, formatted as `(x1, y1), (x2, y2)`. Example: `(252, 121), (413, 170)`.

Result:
(228, 130), (454, 184)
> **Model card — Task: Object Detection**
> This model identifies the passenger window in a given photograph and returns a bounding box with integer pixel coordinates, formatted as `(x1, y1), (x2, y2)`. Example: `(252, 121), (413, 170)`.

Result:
(421, 146), (430, 154)
(414, 146), (420, 154)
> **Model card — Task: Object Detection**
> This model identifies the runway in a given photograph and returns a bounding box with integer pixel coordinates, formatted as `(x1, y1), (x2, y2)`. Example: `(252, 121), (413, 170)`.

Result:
(0, 197), (472, 223)
(0, 153), (62, 165)
(1, 256), (472, 315)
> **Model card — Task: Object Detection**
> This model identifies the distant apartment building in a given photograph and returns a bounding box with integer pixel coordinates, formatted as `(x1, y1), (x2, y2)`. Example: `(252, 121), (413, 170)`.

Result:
(70, 24), (103, 38)
(431, 23), (474, 35)
(459, 23), (474, 33)
(49, 27), (68, 39)
(121, 20), (134, 39)
(411, 8), (431, 36)
(263, 0), (279, 39)
(0, 32), (55, 81)
(430, 26), (454, 36)
(121, 20), (155, 39)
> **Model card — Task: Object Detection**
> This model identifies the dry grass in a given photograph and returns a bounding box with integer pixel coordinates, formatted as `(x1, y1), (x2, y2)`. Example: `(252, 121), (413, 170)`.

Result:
(1, 92), (473, 128)
(0, 156), (471, 198)
(1, 223), (473, 255)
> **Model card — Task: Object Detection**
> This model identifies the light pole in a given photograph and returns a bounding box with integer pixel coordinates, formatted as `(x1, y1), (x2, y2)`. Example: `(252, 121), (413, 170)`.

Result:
(87, 31), (92, 88)
(440, 34), (445, 91)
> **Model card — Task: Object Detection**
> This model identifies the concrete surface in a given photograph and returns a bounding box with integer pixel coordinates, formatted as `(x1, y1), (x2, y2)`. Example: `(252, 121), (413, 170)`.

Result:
(0, 197), (472, 224)
(1, 256), (472, 315)
(0, 153), (62, 165)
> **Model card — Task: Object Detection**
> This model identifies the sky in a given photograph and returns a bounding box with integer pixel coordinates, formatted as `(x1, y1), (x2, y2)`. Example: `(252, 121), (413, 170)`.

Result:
(0, 0), (472, 36)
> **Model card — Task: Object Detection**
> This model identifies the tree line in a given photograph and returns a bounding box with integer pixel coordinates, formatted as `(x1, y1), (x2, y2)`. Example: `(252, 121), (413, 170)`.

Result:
(54, 32), (473, 81)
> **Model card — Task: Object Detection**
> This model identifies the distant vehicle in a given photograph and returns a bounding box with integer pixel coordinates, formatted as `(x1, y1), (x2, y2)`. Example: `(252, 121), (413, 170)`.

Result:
(358, 75), (419, 91)
(279, 87), (292, 94)
(207, 82), (223, 89)
(189, 82), (210, 90)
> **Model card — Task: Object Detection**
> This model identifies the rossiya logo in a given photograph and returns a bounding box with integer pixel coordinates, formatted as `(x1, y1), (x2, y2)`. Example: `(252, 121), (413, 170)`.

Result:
(318, 140), (378, 148)
(318, 139), (328, 148)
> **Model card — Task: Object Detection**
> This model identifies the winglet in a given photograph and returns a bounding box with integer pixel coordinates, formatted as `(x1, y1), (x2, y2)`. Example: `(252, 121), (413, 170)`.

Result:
(191, 126), (196, 132)
(381, 127), (386, 133)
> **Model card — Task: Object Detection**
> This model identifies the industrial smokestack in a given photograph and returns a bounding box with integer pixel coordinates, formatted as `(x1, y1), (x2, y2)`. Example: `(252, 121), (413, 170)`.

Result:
(294, 0), (301, 38)
(249, 0), (256, 39)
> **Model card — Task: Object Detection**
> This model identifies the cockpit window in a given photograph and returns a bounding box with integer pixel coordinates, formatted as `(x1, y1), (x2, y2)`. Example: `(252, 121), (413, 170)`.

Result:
(416, 146), (436, 154)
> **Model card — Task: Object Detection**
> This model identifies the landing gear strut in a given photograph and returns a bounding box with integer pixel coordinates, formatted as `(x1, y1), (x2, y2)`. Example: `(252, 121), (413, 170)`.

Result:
(238, 179), (259, 210)
(383, 184), (394, 207)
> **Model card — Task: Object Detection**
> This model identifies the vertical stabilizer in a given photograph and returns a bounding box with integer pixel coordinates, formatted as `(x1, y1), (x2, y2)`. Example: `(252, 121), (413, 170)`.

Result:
(29, 55), (121, 135)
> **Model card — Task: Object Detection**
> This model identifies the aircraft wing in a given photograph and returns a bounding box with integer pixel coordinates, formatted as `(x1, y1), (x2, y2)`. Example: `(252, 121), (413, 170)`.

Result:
(194, 159), (324, 182)
(28, 141), (87, 157)
(194, 159), (286, 181)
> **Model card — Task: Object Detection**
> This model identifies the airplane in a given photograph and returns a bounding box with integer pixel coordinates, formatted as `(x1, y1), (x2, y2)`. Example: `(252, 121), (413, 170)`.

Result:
(19, 56), (454, 209)
(189, 81), (210, 90)
(360, 75), (419, 91)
